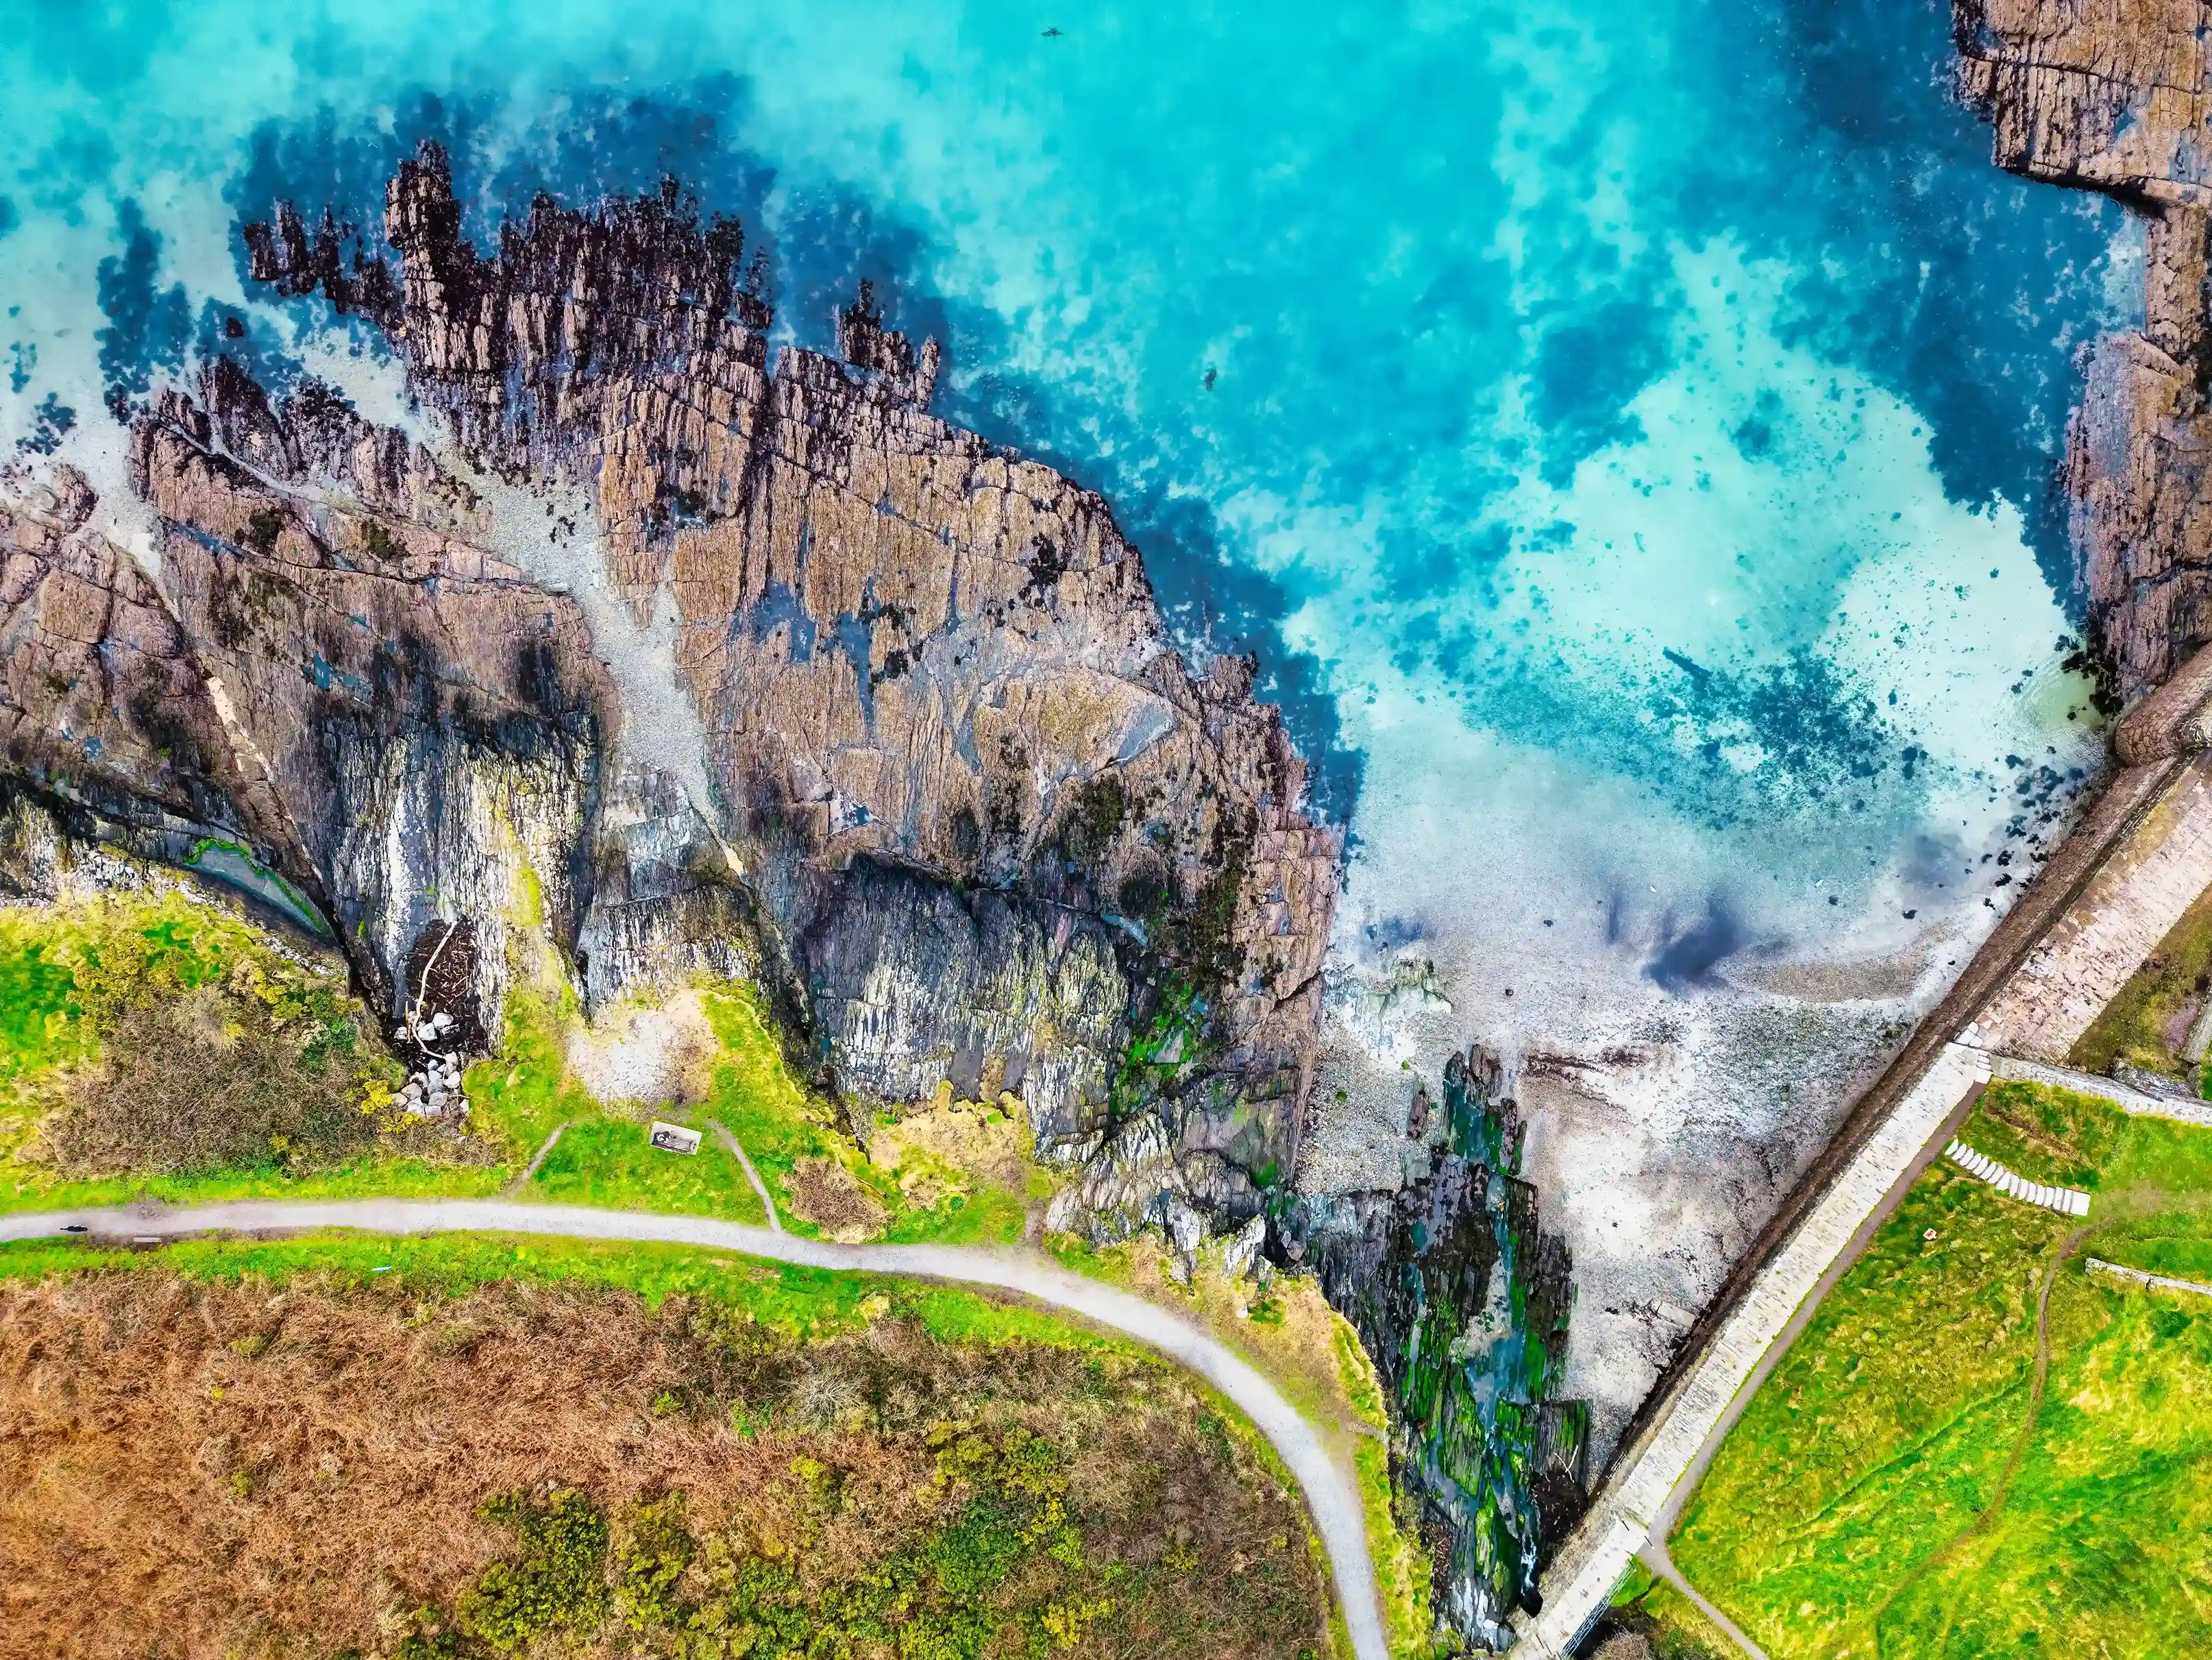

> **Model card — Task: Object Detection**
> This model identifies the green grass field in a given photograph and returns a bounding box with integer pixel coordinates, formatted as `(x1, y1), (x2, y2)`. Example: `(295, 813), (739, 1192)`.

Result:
(1671, 1079), (2212, 1659)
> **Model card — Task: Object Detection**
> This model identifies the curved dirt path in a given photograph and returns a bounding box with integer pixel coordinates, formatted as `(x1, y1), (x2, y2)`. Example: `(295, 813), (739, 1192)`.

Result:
(1638, 1539), (1771, 1660)
(0, 1197), (1385, 1660)
(705, 1120), (783, 1232)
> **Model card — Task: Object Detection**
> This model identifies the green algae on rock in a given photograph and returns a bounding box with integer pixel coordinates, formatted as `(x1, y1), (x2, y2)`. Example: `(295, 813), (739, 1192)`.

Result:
(1299, 1051), (1585, 1650)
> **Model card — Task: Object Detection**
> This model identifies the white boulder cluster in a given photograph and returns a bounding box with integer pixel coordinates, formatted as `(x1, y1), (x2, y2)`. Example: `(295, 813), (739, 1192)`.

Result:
(1153, 1193), (1271, 1297)
(395, 1008), (464, 1116)
(1944, 1138), (2091, 1217)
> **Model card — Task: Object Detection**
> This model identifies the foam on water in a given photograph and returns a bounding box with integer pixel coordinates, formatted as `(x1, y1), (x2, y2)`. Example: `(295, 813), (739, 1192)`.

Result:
(0, 0), (2138, 1440)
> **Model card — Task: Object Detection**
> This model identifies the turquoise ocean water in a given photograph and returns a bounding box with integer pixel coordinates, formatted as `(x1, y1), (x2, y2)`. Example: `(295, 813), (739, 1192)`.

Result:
(0, 1), (2131, 1409)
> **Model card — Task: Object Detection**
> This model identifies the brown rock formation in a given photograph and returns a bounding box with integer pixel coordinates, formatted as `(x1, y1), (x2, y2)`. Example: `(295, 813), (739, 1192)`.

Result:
(1, 142), (1339, 1224)
(1, 467), (267, 844)
(1956, 0), (2212, 700)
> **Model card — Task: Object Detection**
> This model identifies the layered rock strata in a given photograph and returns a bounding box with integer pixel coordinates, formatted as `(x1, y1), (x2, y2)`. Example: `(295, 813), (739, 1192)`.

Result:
(1, 143), (1338, 1223)
(1956, 0), (2212, 699)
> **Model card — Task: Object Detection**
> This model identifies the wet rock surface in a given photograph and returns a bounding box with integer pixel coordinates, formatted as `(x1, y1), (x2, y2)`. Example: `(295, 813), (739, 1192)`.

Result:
(1956, 0), (2212, 700)
(0, 142), (1339, 1225)
(1295, 1050), (1585, 1650)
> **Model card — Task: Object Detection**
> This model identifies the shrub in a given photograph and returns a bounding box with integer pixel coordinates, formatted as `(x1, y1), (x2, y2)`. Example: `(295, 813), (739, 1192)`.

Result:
(457, 1489), (611, 1652)
(616, 1494), (696, 1632)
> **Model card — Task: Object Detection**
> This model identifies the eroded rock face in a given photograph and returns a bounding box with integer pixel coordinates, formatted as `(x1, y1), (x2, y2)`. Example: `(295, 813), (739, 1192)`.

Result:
(317, 145), (1336, 1204)
(1298, 1051), (1584, 1649)
(1, 467), (269, 848)
(1956, 1), (2212, 698)
(1, 142), (1338, 1222)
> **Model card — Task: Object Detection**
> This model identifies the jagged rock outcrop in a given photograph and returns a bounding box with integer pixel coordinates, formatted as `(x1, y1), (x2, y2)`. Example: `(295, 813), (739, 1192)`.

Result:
(1296, 1050), (1585, 1649)
(256, 144), (1337, 1207)
(1, 141), (1338, 1222)
(1956, 1), (2212, 699)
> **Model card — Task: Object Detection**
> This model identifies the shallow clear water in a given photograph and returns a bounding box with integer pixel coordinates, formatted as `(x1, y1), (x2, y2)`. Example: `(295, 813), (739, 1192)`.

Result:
(0, 0), (2133, 1425)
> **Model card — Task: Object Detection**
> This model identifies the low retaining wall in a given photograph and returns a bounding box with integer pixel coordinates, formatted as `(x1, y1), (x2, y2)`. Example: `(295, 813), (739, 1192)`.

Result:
(2087, 1257), (2212, 1299)
(1981, 1052), (2212, 1129)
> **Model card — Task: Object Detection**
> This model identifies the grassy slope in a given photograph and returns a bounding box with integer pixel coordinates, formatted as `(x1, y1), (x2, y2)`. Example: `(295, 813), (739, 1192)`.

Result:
(2068, 877), (2212, 1084)
(0, 888), (1030, 1241)
(1672, 1080), (2212, 1659)
(1, 888), (410, 1208)
(3, 892), (1403, 1652)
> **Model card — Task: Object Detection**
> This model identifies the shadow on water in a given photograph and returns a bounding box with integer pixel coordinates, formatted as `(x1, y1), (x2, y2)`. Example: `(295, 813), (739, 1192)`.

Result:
(1647, 901), (1746, 993)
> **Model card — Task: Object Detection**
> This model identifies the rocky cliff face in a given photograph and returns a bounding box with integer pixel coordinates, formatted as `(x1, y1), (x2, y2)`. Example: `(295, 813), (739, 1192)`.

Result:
(1956, 0), (2212, 700)
(1297, 1051), (1584, 1650)
(1, 143), (1338, 1223)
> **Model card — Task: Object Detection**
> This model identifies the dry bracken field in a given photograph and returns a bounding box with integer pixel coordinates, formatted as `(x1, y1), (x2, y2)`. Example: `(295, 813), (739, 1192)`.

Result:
(0, 1266), (1331, 1660)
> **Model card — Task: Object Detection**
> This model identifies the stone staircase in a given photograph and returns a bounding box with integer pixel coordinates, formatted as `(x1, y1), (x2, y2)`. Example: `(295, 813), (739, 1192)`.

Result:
(1942, 1140), (2091, 1217)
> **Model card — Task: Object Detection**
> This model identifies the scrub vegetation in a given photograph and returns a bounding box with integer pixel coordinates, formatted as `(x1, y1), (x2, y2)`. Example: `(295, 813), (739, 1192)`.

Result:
(0, 886), (406, 1199)
(1671, 1079), (2212, 1658)
(0, 1240), (1334, 1660)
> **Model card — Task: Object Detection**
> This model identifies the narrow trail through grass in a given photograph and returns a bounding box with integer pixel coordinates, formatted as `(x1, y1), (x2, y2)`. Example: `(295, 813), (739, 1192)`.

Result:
(1865, 1222), (2085, 1656)
(709, 1118), (783, 1232)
